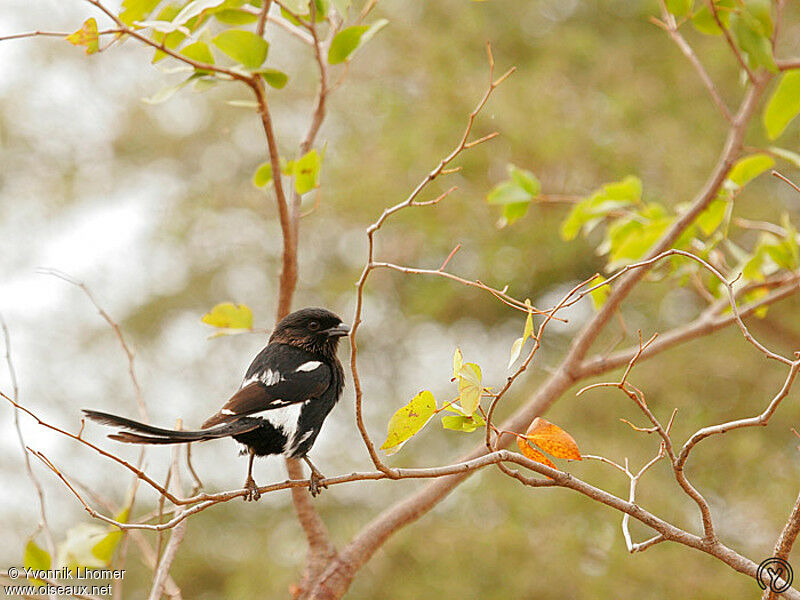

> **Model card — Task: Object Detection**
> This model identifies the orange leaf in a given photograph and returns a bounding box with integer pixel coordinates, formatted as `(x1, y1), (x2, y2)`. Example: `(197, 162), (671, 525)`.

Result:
(524, 417), (582, 461)
(516, 436), (556, 469)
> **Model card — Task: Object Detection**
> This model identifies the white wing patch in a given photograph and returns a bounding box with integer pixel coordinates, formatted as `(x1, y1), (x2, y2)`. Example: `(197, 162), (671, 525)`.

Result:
(295, 361), (322, 372)
(262, 368), (283, 385)
(221, 409), (235, 415)
(255, 403), (302, 451)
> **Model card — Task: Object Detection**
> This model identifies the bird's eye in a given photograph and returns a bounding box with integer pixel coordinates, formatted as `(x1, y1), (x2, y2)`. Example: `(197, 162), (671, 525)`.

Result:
(308, 321), (320, 331)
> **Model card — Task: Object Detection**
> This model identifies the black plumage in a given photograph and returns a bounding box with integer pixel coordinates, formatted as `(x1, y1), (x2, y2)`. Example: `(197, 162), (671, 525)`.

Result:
(84, 307), (349, 499)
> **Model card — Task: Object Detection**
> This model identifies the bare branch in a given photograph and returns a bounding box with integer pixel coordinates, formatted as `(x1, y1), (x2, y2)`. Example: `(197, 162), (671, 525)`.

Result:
(1, 316), (56, 558)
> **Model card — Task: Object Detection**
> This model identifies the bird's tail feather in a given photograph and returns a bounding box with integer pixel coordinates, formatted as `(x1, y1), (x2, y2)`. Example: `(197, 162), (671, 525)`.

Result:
(83, 409), (260, 445)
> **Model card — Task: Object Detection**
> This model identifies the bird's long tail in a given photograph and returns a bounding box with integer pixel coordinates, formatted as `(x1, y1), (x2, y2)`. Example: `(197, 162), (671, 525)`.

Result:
(83, 409), (260, 444)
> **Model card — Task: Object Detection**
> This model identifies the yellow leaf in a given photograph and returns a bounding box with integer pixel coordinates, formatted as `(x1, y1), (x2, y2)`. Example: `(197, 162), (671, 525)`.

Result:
(516, 437), (556, 469)
(589, 275), (610, 310)
(522, 299), (534, 340)
(380, 390), (437, 455)
(457, 363), (482, 415)
(524, 417), (582, 460)
(66, 18), (99, 55)
(201, 302), (253, 329)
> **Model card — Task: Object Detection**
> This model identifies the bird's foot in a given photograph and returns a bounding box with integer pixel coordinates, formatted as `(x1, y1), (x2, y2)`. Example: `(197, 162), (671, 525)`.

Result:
(243, 476), (261, 502)
(308, 468), (328, 498)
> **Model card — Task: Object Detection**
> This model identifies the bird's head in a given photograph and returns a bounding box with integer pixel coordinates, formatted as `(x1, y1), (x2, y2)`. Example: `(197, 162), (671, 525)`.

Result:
(269, 307), (350, 355)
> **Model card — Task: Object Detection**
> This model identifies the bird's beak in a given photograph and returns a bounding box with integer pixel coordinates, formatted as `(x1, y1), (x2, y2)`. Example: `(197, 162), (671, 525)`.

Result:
(324, 322), (351, 337)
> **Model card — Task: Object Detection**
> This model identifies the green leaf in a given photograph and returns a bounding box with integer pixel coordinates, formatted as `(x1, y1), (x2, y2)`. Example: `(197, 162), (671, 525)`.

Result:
(255, 68), (289, 89)
(380, 390), (437, 455)
(500, 202), (530, 227)
(252, 162), (273, 187)
(665, 0), (692, 17)
(441, 412), (485, 433)
(727, 153), (775, 187)
(328, 19), (388, 64)
(560, 176), (641, 241)
(201, 302), (254, 329)
(486, 181), (532, 205)
(588, 275), (610, 310)
(608, 217), (672, 269)
(291, 149), (321, 194)
(120, 0), (161, 25)
(457, 363), (482, 416)
(181, 40), (214, 65)
(214, 8), (259, 24)
(696, 197), (728, 236)
(764, 71), (800, 140)
(66, 18), (99, 55)
(24, 538), (51, 585)
(212, 29), (269, 69)
(691, 0), (735, 35)
(509, 165), (541, 196)
(730, 12), (776, 73)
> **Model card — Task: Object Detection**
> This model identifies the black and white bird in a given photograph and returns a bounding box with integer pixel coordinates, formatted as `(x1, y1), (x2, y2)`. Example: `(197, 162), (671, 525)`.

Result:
(83, 307), (349, 500)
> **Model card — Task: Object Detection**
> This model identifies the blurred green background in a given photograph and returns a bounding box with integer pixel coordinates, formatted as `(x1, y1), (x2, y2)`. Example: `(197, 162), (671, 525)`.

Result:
(2, 0), (800, 598)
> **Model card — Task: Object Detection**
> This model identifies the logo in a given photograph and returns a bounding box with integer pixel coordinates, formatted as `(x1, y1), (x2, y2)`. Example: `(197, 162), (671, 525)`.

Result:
(757, 557), (793, 594)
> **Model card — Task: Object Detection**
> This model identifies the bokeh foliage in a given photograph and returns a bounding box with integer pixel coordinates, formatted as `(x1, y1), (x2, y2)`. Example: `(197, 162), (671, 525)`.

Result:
(3, 0), (800, 598)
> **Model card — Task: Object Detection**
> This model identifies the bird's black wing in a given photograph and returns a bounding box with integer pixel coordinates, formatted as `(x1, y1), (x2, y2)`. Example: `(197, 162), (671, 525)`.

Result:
(202, 343), (331, 427)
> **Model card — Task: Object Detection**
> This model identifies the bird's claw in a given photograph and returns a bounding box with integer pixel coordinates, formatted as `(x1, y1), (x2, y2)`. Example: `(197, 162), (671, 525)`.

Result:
(308, 469), (327, 497)
(243, 476), (261, 502)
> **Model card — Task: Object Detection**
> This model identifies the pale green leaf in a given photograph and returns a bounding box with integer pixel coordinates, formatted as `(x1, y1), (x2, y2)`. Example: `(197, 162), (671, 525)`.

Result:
(24, 538), (51, 584)
(441, 412), (485, 433)
(252, 162), (273, 187)
(173, 0), (227, 25)
(57, 524), (112, 572)
(507, 337), (524, 370)
(142, 74), (200, 104)
(380, 390), (437, 455)
(452, 347), (463, 379)
(769, 146), (800, 169)
(332, 0), (351, 16)
(457, 363), (482, 415)
(764, 71), (800, 140)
